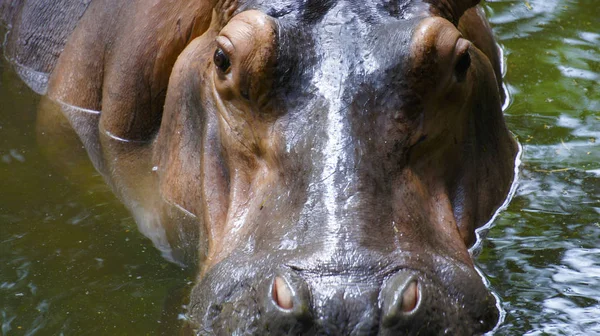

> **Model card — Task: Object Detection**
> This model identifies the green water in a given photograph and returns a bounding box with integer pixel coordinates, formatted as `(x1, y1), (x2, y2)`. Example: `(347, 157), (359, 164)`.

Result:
(477, 0), (600, 335)
(0, 0), (598, 335)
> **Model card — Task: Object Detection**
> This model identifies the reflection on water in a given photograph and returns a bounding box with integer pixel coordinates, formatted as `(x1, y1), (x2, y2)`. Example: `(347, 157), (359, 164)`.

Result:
(479, 0), (600, 335)
(0, 0), (598, 335)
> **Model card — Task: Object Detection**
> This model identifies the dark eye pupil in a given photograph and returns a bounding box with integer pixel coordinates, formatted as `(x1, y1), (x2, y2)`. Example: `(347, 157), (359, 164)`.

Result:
(214, 48), (231, 73)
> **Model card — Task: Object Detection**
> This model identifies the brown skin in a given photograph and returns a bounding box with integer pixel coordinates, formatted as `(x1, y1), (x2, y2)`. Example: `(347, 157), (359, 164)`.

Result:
(409, 15), (514, 247)
(7, 0), (519, 333)
(47, 0), (216, 140)
(459, 6), (505, 98)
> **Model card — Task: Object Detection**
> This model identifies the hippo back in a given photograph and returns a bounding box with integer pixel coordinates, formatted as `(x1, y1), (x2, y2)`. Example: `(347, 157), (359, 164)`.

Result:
(1, 0), (90, 93)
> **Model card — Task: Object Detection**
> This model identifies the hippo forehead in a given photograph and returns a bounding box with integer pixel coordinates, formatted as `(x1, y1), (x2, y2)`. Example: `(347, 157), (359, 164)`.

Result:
(241, 0), (428, 22)
(241, 0), (430, 82)
(216, 0), (429, 153)
(228, 0), (434, 138)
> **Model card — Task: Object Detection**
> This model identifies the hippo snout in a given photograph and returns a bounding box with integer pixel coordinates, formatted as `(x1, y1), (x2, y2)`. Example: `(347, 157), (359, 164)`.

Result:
(188, 253), (499, 335)
(265, 270), (423, 332)
(265, 269), (425, 334)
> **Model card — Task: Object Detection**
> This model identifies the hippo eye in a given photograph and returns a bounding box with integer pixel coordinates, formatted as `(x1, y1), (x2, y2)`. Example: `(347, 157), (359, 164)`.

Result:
(213, 48), (231, 74)
(454, 50), (471, 82)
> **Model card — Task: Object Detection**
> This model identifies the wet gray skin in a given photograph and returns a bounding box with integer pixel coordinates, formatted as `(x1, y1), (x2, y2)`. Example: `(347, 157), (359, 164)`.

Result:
(2, 0), (518, 334)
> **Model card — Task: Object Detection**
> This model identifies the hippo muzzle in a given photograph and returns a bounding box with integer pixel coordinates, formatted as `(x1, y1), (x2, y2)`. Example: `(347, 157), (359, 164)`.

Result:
(191, 249), (499, 335)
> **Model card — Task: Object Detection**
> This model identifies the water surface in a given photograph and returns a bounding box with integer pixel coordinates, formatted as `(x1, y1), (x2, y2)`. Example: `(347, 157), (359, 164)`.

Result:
(479, 0), (599, 334)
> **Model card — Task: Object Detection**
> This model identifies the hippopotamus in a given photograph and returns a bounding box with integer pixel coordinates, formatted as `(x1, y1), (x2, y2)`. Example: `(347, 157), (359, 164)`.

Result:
(2, 0), (518, 334)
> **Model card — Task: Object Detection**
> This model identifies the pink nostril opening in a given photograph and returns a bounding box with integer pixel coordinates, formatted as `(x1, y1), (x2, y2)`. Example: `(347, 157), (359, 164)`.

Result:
(272, 276), (293, 310)
(401, 280), (419, 313)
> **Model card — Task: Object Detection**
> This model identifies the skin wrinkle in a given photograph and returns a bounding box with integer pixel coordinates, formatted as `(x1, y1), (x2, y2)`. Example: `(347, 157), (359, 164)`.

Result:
(213, 81), (256, 155)
(201, 116), (230, 271)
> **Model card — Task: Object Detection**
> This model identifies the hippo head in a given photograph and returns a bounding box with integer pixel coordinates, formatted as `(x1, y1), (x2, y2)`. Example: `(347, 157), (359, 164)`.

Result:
(151, 0), (517, 334)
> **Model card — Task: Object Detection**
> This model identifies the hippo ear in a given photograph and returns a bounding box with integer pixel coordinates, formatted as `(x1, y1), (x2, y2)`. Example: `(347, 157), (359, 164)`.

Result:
(426, 0), (480, 24)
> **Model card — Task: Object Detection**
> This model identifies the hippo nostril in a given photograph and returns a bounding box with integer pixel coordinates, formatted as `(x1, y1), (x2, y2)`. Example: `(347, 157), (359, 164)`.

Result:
(264, 273), (313, 333)
(272, 276), (294, 310)
(381, 271), (421, 328)
(401, 280), (419, 313)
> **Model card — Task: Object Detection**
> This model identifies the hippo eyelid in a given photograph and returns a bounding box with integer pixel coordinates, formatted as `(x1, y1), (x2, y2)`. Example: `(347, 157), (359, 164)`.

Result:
(215, 35), (235, 55)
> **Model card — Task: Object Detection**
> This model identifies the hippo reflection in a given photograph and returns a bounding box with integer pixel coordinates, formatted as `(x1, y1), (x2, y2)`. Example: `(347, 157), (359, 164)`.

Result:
(3, 0), (518, 334)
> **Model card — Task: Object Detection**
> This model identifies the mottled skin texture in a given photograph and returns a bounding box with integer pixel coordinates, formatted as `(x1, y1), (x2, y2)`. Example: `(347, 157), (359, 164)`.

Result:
(2, 0), (518, 334)
(1, 0), (90, 93)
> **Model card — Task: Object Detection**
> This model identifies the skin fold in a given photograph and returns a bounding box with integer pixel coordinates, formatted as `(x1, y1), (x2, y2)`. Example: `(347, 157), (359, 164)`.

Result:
(2, 0), (518, 334)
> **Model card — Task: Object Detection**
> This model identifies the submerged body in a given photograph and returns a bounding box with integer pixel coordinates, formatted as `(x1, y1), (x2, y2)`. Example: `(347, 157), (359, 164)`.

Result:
(2, 0), (518, 334)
